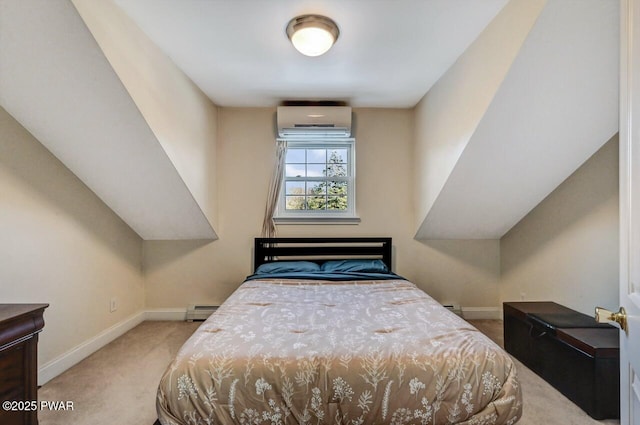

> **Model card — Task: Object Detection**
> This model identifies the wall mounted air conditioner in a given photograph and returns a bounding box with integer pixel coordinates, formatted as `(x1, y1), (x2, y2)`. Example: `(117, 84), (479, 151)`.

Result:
(277, 106), (352, 138)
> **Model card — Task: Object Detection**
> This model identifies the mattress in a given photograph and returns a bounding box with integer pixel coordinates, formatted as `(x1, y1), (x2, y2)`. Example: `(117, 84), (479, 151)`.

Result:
(157, 278), (522, 424)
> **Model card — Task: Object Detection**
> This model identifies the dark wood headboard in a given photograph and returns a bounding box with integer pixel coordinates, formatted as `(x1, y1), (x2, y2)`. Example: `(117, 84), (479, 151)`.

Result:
(254, 237), (392, 272)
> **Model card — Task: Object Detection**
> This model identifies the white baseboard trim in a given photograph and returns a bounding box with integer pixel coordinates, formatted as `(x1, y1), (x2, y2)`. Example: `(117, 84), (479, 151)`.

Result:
(36, 306), (502, 385)
(461, 307), (502, 320)
(38, 309), (188, 385)
(38, 311), (145, 385)
(145, 308), (187, 321)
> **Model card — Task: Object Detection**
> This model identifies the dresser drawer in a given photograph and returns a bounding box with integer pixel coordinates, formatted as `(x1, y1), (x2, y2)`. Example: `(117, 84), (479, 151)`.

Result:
(0, 304), (48, 425)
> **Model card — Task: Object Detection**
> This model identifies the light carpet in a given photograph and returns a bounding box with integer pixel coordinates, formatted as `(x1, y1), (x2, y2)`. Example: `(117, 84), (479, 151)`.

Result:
(37, 320), (620, 425)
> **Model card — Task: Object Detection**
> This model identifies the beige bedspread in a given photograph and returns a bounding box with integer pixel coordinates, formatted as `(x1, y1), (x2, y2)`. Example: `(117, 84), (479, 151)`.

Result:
(157, 279), (522, 424)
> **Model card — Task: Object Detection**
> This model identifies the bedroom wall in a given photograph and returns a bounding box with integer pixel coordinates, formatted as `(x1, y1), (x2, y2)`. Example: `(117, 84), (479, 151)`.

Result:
(0, 107), (144, 381)
(500, 135), (619, 315)
(143, 108), (501, 312)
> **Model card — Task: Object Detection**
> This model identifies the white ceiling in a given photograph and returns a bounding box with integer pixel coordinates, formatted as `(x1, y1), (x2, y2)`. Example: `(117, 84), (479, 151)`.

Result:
(113, 0), (508, 108)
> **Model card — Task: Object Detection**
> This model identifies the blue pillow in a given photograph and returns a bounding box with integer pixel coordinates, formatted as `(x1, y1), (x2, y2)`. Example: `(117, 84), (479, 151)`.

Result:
(320, 259), (389, 273)
(255, 261), (320, 274)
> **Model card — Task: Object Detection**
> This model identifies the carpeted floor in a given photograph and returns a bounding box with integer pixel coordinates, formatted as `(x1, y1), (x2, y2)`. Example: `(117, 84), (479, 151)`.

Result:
(38, 321), (201, 425)
(37, 319), (620, 425)
(469, 320), (619, 425)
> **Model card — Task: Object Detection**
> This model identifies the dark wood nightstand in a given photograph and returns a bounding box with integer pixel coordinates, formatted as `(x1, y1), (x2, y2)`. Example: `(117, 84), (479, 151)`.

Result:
(0, 304), (48, 425)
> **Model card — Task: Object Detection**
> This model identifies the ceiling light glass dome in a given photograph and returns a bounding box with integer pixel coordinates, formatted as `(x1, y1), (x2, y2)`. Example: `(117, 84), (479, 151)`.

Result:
(286, 15), (340, 57)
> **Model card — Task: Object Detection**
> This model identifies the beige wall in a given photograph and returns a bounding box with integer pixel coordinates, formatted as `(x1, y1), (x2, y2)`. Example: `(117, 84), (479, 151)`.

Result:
(144, 108), (501, 309)
(1, 0), (617, 385)
(413, 0), (546, 236)
(6, 92), (614, 382)
(500, 135), (619, 315)
(0, 107), (144, 368)
(3, 95), (610, 371)
(73, 0), (219, 236)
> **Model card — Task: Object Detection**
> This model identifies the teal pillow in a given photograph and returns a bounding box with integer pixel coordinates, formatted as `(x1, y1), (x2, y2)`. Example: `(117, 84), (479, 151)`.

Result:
(320, 259), (389, 273)
(255, 261), (320, 274)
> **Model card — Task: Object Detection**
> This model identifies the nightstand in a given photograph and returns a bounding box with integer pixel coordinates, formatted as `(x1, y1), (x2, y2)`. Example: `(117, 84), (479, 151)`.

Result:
(0, 304), (48, 425)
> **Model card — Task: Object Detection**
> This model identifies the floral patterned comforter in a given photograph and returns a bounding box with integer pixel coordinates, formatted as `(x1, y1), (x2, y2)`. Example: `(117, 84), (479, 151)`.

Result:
(157, 279), (522, 425)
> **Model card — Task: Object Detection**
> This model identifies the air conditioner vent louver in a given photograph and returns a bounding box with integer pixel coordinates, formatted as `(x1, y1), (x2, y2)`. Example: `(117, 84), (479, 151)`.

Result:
(277, 106), (351, 138)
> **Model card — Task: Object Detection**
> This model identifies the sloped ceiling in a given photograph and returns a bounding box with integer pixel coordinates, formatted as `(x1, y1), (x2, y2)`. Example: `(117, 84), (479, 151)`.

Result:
(0, 0), (508, 242)
(0, 0), (216, 240)
(416, 0), (619, 239)
(0, 0), (619, 242)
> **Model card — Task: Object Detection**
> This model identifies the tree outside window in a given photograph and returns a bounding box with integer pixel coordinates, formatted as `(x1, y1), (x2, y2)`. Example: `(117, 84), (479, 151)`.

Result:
(278, 140), (355, 219)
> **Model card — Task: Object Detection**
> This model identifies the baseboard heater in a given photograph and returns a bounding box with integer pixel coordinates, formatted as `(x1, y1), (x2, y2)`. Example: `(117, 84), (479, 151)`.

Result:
(443, 304), (462, 317)
(186, 305), (219, 322)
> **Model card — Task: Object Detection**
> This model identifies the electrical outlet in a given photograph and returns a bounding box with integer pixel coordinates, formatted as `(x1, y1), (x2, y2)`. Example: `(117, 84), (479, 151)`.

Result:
(520, 292), (526, 301)
(110, 297), (117, 313)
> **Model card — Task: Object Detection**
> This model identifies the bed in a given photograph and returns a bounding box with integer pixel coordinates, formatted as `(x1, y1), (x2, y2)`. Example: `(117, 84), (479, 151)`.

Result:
(156, 237), (522, 425)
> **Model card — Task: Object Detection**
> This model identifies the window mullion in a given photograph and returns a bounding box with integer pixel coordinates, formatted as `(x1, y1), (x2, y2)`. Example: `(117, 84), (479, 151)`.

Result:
(279, 139), (354, 217)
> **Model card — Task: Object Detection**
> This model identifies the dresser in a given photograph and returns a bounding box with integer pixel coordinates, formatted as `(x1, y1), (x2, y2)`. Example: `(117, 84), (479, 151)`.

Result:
(0, 304), (48, 425)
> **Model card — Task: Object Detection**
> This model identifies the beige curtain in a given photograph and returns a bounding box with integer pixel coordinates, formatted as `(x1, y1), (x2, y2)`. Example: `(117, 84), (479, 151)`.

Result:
(261, 140), (287, 238)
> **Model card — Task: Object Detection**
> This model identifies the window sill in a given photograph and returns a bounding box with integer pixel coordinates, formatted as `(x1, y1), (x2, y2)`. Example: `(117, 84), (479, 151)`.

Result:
(273, 216), (361, 225)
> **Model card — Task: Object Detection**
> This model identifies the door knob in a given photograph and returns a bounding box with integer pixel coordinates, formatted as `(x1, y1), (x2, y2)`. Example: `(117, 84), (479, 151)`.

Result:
(595, 306), (628, 333)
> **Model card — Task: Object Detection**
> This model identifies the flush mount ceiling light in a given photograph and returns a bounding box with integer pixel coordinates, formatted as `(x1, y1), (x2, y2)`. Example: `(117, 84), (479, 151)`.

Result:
(286, 14), (340, 57)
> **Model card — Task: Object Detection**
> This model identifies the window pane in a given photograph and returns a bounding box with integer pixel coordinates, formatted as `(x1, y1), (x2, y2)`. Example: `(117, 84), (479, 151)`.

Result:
(327, 196), (347, 210)
(306, 181), (326, 195)
(278, 141), (354, 218)
(285, 196), (305, 210)
(307, 196), (327, 210)
(327, 164), (347, 177)
(285, 181), (305, 195)
(285, 164), (305, 177)
(307, 149), (326, 163)
(307, 164), (326, 177)
(328, 181), (347, 195)
(286, 149), (305, 163)
(328, 149), (347, 164)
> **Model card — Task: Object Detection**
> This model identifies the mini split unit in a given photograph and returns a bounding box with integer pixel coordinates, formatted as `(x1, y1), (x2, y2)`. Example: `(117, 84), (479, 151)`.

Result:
(277, 106), (352, 138)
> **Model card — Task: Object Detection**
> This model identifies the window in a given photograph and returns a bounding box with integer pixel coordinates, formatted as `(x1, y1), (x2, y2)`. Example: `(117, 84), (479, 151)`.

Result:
(275, 139), (357, 222)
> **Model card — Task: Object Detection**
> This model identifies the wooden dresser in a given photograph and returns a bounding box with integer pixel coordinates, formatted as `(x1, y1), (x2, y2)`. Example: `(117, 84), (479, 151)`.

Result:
(0, 304), (48, 425)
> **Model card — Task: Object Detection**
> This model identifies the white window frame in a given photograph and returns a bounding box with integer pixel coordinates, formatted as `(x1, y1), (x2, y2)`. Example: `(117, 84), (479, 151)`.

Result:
(274, 138), (359, 224)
